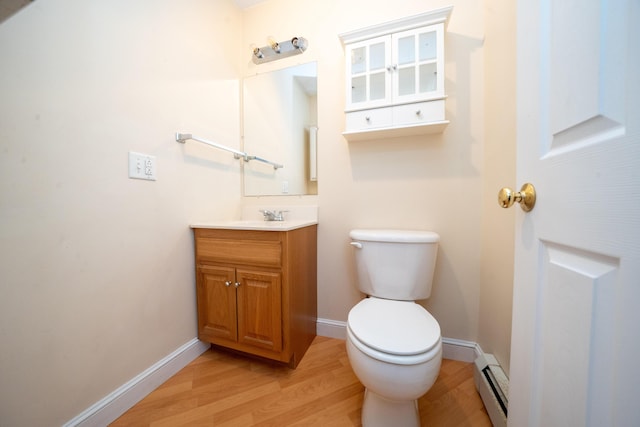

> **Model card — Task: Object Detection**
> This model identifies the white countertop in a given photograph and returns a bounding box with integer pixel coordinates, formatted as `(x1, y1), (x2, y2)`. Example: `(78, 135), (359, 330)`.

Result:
(190, 219), (318, 231)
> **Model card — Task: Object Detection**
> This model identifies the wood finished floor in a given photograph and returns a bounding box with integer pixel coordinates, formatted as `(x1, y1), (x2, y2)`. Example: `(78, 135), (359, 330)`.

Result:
(111, 336), (492, 426)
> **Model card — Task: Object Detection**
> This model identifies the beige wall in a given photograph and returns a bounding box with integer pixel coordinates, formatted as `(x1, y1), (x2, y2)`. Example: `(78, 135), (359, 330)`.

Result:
(242, 0), (488, 341)
(479, 0), (516, 374)
(0, 1), (243, 425)
(0, 0), (516, 425)
(243, 0), (516, 371)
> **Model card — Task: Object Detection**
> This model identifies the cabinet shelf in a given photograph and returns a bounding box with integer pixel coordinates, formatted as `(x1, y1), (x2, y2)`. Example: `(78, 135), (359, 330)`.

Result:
(343, 120), (449, 141)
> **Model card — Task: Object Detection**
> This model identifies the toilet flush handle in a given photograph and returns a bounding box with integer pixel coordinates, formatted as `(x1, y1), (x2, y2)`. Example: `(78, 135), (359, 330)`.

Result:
(350, 242), (363, 249)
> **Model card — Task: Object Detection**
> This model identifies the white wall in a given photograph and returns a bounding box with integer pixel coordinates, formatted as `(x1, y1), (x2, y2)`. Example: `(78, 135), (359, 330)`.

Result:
(0, 1), (242, 425)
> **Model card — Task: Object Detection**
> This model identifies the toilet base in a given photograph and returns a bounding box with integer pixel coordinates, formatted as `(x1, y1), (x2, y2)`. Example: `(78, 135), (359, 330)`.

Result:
(362, 388), (420, 427)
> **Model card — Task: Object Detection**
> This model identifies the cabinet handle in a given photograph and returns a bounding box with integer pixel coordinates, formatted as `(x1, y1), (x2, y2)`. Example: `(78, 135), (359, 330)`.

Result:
(234, 282), (241, 288)
(416, 110), (422, 116)
(225, 281), (232, 287)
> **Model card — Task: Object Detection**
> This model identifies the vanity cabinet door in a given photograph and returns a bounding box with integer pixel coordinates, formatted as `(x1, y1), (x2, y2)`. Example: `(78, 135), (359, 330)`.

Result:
(196, 265), (237, 343)
(236, 269), (282, 352)
(196, 264), (283, 353)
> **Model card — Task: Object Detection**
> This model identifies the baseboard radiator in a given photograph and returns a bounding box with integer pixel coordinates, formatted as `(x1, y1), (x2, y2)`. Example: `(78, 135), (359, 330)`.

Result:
(474, 353), (508, 427)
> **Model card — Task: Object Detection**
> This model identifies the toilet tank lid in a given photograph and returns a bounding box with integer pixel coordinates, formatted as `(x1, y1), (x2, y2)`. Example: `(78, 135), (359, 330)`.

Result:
(350, 229), (440, 243)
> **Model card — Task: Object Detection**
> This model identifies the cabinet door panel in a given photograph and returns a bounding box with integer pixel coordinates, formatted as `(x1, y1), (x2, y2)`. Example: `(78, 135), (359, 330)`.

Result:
(398, 67), (416, 96)
(236, 269), (282, 352)
(345, 35), (392, 111)
(392, 24), (444, 104)
(197, 265), (237, 342)
(397, 34), (415, 65)
(419, 63), (438, 93)
(419, 31), (437, 61)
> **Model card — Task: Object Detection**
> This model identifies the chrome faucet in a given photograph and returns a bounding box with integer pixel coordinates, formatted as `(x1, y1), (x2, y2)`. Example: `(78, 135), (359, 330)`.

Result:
(259, 209), (287, 221)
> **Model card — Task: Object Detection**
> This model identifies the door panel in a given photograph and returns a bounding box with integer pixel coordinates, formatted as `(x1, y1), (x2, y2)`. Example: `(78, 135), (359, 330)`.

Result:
(534, 242), (619, 426)
(236, 269), (282, 352)
(196, 265), (237, 342)
(511, 0), (639, 426)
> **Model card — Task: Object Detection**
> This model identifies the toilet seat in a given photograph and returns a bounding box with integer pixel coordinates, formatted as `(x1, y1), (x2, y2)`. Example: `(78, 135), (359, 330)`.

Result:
(347, 298), (441, 365)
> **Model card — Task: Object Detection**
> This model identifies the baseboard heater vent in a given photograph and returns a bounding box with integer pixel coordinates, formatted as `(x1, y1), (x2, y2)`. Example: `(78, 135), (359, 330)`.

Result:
(474, 353), (508, 427)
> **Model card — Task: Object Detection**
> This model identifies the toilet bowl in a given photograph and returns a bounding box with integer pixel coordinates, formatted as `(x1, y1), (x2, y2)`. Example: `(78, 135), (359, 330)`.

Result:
(346, 298), (442, 427)
(347, 229), (442, 426)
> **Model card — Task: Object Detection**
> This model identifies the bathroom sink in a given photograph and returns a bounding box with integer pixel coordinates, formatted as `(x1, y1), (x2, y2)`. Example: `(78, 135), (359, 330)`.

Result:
(191, 205), (318, 231)
(190, 219), (317, 231)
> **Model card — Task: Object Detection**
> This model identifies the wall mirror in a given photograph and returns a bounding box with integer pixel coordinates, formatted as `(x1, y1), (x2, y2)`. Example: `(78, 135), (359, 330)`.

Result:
(242, 62), (318, 196)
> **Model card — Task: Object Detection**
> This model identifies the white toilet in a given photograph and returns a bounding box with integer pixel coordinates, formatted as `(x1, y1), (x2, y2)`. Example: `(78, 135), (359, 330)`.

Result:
(347, 229), (442, 427)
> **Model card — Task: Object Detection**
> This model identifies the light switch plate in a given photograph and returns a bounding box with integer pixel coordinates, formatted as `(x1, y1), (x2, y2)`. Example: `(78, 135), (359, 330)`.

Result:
(128, 151), (156, 181)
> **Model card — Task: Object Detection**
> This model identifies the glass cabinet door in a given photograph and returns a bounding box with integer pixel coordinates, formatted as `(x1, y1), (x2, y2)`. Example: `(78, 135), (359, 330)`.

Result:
(346, 35), (392, 110)
(392, 24), (444, 104)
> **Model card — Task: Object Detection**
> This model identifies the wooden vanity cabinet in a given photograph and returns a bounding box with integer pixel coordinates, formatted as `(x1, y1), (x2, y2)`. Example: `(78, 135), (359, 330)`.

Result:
(193, 226), (317, 368)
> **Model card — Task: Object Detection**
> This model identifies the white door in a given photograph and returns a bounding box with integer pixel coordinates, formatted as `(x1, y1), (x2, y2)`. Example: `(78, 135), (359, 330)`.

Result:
(508, 1), (640, 426)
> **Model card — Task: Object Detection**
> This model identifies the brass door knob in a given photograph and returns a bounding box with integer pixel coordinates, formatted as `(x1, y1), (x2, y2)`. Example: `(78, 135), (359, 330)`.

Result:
(498, 183), (536, 212)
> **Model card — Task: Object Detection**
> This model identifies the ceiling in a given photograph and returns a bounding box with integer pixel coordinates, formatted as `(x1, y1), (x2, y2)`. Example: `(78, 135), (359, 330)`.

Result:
(234, 0), (266, 8)
(0, 0), (266, 25)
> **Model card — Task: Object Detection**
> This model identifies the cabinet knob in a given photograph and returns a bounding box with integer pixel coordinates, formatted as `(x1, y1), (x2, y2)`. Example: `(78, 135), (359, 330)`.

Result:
(234, 282), (241, 288)
(365, 116), (370, 122)
(225, 281), (232, 287)
(415, 110), (422, 116)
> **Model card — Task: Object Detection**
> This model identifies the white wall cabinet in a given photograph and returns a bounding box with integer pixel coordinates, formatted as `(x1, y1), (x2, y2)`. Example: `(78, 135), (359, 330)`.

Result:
(340, 7), (452, 141)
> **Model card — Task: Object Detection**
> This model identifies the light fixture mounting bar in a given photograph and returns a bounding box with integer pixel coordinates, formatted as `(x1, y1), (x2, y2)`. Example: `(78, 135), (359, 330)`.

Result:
(252, 37), (308, 64)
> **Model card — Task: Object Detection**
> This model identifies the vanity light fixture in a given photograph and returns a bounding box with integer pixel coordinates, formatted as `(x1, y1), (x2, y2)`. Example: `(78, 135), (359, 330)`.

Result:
(251, 36), (308, 64)
(252, 46), (264, 59)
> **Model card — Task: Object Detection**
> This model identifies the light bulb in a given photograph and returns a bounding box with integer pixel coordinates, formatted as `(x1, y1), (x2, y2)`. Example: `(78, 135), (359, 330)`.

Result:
(250, 43), (264, 59)
(268, 36), (280, 53)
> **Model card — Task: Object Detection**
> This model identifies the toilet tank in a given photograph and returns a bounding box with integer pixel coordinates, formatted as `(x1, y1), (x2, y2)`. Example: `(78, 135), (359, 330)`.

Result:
(349, 229), (440, 301)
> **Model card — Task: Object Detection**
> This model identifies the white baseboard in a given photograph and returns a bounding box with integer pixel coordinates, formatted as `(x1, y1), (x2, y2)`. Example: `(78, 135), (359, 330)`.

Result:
(441, 337), (482, 363)
(65, 321), (481, 427)
(317, 317), (347, 339)
(316, 318), (481, 363)
(63, 339), (210, 427)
